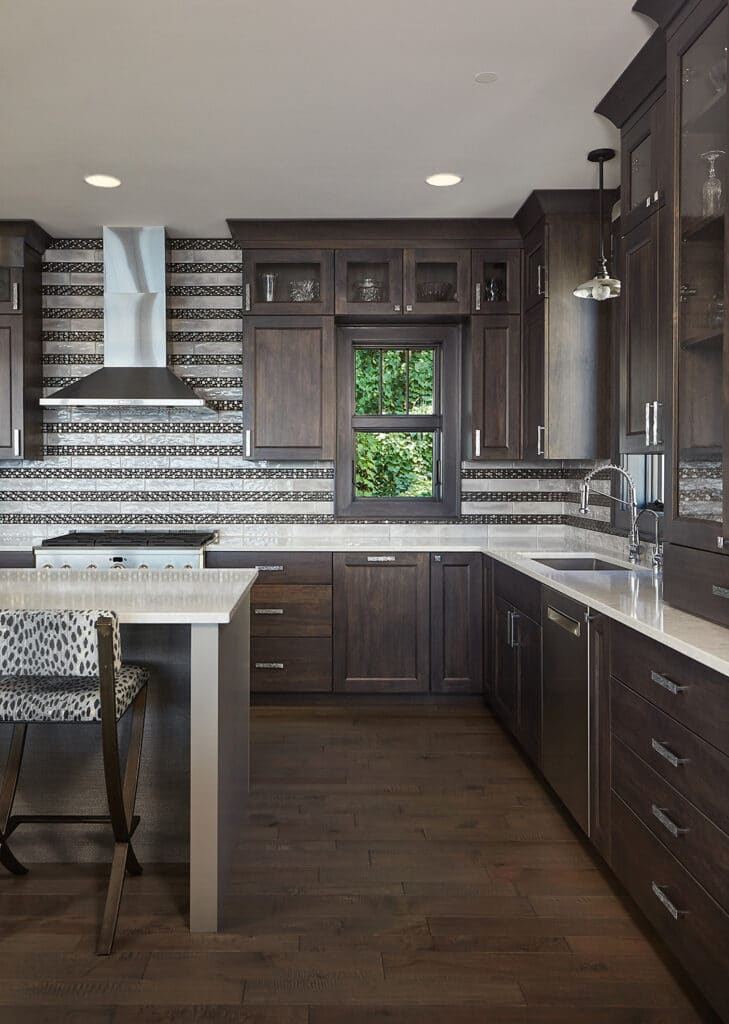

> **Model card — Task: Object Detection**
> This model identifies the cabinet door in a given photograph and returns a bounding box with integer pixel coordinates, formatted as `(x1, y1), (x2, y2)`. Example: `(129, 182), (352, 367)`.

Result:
(492, 595), (518, 733)
(620, 213), (663, 453)
(482, 556), (493, 700)
(335, 249), (403, 315)
(243, 249), (333, 315)
(0, 267), (22, 314)
(243, 317), (335, 460)
(470, 315), (521, 460)
(515, 612), (541, 767)
(472, 249), (521, 315)
(524, 224), (547, 310)
(589, 613), (611, 863)
(333, 552), (430, 692)
(523, 304), (546, 460)
(430, 552), (483, 694)
(403, 248), (470, 315)
(0, 316), (22, 458)
(621, 94), (665, 234)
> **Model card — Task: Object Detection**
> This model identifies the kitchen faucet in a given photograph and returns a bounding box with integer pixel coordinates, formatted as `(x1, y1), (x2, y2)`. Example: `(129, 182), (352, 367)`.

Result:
(579, 464), (642, 564)
(635, 507), (664, 579)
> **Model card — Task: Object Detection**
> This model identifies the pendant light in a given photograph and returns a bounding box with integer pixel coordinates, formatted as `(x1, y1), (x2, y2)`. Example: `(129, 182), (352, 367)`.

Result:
(573, 148), (621, 301)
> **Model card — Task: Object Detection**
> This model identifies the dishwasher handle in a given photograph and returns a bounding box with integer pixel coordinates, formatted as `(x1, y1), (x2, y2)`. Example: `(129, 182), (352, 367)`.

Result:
(546, 605), (582, 638)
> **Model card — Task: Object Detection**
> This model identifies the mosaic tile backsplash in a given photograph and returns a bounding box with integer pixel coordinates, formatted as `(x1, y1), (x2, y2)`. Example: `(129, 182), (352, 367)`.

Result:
(0, 239), (618, 548)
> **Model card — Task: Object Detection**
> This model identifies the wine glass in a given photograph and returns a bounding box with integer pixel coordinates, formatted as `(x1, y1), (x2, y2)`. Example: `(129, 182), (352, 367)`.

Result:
(701, 150), (726, 217)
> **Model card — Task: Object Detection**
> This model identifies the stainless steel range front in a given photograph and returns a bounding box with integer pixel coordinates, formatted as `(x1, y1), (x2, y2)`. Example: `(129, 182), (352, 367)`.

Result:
(33, 531), (217, 570)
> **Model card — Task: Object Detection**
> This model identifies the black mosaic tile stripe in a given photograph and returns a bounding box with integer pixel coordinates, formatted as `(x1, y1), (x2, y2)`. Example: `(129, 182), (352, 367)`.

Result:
(208, 399), (243, 412)
(168, 308), (242, 320)
(0, 512), (564, 526)
(43, 262), (104, 274)
(167, 239), (241, 250)
(0, 467), (334, 479)
(167, 331), (241, 344)
(42, 308), (103, 320)
(47, 239), (103, 250)
(43, 285), (104, 297)
(44, 331), (105, 344)
(170, 353), (242, 366)
(168, 285), (243, 297)
(462, 490), (569, 503)
(563, 514), (624, 536)
(43, 445), (246, 457)
(461, 467), (587, 479)
(42, 375), (243, 389)
(42, 377), (82, 388)
(43, 354), (104, 365)
(167, 262), (243, 274)
(0, 490), (332, 503)
(44, 421), (242, 435)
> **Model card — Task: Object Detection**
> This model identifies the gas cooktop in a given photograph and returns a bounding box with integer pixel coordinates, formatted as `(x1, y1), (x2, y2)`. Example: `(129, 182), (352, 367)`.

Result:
(39, 531), (217, 549)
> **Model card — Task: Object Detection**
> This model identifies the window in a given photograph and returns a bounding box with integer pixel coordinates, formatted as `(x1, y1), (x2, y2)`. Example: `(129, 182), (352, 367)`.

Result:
(336, 325), (461, 518)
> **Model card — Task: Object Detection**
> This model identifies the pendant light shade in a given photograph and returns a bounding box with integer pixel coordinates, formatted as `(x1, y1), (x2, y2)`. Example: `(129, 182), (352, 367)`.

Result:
(574, 148), (621, 302)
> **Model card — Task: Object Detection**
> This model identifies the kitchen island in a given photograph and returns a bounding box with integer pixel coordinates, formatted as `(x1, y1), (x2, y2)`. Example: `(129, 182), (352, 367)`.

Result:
(0, 568), (257, 932)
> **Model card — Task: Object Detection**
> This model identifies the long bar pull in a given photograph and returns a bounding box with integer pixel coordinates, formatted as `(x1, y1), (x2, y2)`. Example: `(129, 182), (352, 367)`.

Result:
(537, 264), (546, 297)
(651, 804), (688, 839)
(12, 429), (21, 458)
(475, 282), (482, 311)
(244, 430), (251, 457)
(651, 738), (689, 769)
(645, 402), (651, 447)
(652, 401), (662, 446)
(367, 556), (396, 562)
(11, 282), (19, 311)
(547, 605), (581, 638)
(536, 425), (546, 456)
(475, 429), (481, 458)
(255, 662), (284, 669)
(254, 608), (284, 615)
(255, 565), (285, 572)
(650, 670), (687, 697)
(245, 283), (251, 312)
(508, 610), (520, 648)
(651, 882), (682, 921)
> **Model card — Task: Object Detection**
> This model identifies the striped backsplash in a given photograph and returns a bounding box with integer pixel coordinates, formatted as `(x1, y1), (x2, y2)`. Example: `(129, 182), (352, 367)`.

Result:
(0, 238), (618, 546)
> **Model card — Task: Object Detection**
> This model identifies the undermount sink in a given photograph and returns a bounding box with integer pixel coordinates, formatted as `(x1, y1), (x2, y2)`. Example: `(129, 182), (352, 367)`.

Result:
(531, 556), (632, 572)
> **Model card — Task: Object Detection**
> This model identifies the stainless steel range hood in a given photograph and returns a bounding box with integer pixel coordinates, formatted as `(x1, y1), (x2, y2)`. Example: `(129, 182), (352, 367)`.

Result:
(40, 226), (205, 407)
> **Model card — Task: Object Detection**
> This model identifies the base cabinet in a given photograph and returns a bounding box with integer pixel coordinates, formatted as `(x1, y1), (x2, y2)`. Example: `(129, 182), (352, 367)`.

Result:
(430, 552), (483, 694)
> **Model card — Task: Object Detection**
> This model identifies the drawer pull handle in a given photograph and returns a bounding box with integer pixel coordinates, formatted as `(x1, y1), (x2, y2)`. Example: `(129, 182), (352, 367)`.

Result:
(651, 738), (689, 769)
(255, 565), (284, 572)
(367, 556), (396, 562)
(651, 882), (683, 921)
(651, 671), (688, 696)
(712, 584), (729, 600)
(255, 662), (284, 669)
(547, 605), (581, 637)
(651, 804), (688, 839)
(254, 608), (284, 615)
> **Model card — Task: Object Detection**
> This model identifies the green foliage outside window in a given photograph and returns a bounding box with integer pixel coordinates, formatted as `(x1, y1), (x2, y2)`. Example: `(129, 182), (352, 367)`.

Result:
(355, 432), (434, 498)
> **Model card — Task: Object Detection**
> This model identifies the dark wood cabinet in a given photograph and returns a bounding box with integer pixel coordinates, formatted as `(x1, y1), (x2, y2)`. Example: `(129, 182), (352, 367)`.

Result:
(242, 316), (335, 460)
(334, 248), (403, 315)
(0, 266), (22, 314)
(430, 552), (483, 694)
(620, 92), (666, 234)
(0, 316), (26, 458)
(468, 316), (521, 461)
(403, 248), (470, 315)
(471, 248), (521, 315)
(492, 595), (519, 731)
(333, 552), (430, 693)
(242, 249), (333, 315)
(516, 196), (612, 460)
(589, 613), (612, 864)
(619, 212), (664, 453)
(482, 555), (493, 701)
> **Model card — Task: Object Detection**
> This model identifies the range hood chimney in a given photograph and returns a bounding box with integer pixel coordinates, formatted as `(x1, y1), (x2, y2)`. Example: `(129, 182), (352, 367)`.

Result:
(40, 226), (205, 407)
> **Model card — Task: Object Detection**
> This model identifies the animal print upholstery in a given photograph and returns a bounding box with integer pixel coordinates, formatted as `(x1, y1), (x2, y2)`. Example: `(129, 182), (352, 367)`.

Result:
(0, 610), (147, 723)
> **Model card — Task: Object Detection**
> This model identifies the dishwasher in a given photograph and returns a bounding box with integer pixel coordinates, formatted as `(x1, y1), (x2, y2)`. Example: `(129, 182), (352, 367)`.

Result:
(541, 586), (590, 834)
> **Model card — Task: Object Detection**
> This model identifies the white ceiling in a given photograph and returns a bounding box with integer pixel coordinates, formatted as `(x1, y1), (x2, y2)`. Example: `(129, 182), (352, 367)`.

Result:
(1, 1), (654, 238)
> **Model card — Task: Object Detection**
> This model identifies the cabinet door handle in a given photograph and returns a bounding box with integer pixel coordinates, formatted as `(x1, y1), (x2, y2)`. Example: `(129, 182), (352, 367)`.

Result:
(244, 429), (251, 457)
(508, 610), (521, 648)
(651, 804), (688, 839)
(645, 402), (652, 447)
(651, 882), (683, 920)
(405, 304), (413, 312)
(547, 605), (581, 637)
(245, 283), (251, 311)
(367, 555), (396, 562)
(474, 429), (481, 458)
(537, 264), (545, 296)
(536, 425), (545, 456)
(12, 429), (21, 458)
(651, 738), (689, 768)
(255, 662), (284, 669)
(475, 282), (482, 311)
(11, 282), (19, 311)
(652, 401), (662, 446)
(650, 670), (687, 697)
(255, 564), (284, 572)
(254, 608), (284, 615)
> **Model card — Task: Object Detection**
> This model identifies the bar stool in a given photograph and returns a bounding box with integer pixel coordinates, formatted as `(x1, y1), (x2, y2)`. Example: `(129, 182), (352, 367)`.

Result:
(0, 609), (148, 954)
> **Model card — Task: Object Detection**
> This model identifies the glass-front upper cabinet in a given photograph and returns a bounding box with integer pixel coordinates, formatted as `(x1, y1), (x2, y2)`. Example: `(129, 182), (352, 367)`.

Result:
(403, 249), (470, 315)
(471, 249), (521, 315)
(242, 249), (333, 315)
(0, 266), (22, 314)
(335, 249), (404, 315)
(669, 1), (727, 551)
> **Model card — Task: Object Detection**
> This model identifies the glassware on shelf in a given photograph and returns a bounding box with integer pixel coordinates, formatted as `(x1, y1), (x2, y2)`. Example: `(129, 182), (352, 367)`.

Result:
(701, 150), (725, 217)
(415, 281), (455, 302)
(288, 279), (320, 302)
(483, 278), (505, 303)
(259, 272), (278, 302)
(352, 277), (385, 303)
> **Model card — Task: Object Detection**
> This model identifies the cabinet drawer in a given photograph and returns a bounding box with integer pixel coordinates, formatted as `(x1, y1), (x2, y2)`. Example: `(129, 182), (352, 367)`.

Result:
(251, 585), (332, 637)
(612, 735), (729, 913)
(493, 562), (541, 623)
(664, 542), (729, 631)
(206, 551), (332, 585)
(611, 620), (729, 756)
(252, 638), (332, 692)
(612, 793), (729, 1022)
(612, 678), (729, 834)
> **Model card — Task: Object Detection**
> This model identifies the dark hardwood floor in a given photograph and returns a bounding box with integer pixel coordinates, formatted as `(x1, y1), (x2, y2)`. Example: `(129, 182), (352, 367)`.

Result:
(0, 706), (717, 1022)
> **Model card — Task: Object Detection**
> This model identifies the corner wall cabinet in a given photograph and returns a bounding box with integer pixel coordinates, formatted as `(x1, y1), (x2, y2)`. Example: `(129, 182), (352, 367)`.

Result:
(0, 222), (51, 461)
(467, 315), (522, 461)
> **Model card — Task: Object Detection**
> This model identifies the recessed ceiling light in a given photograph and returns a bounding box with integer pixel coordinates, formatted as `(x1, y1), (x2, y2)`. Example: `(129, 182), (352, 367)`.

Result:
(425, 173), (463, 188)
(84, 174), (122, 188)
(474, 71), (498, 84)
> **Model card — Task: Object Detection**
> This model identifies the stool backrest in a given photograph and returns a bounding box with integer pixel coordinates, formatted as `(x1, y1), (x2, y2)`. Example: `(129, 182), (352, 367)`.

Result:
(0, 610), (121, 678)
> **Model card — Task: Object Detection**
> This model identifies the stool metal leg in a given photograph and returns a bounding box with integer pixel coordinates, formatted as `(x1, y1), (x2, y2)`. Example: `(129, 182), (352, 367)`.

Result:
(0, 724), (28, 876)
(96, 617), (147, 955)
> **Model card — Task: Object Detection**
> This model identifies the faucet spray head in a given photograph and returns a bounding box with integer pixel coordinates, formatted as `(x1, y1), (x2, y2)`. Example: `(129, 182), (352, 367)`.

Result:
(579, 483), (590, 515)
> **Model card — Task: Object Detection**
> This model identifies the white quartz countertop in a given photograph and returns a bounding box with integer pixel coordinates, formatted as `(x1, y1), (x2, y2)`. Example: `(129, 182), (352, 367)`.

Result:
(0, 569), (258, 624)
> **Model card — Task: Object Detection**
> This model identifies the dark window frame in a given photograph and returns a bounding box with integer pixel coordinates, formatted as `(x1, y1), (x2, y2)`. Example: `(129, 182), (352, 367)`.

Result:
(335, 324), (461, 519)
